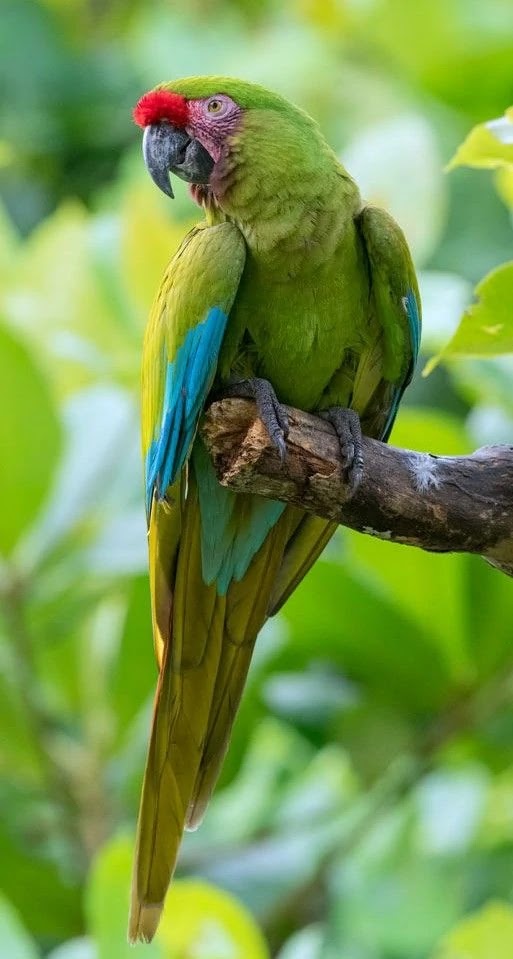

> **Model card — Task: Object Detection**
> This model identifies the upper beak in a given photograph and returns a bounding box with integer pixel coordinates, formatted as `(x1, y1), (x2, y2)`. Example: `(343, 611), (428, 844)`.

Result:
(142, 124), (214, 198)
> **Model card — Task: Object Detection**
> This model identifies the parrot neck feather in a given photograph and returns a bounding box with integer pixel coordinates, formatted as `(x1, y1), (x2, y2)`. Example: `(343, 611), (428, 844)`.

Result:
(207, 111), (361, 272)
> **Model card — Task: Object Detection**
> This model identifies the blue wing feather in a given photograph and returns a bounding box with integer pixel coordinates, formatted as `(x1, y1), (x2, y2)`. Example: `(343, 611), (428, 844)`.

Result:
(145, 306), (228, 514)
(192, 440), (285, 595)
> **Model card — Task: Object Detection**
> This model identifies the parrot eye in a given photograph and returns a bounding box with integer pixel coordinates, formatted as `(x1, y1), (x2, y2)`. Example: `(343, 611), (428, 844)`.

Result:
(203, 95), (235, 119)
(207, 98), (223, 114)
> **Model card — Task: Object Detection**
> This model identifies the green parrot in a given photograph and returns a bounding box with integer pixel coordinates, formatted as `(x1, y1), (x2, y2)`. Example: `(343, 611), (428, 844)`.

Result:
(130, 76), (420, 942)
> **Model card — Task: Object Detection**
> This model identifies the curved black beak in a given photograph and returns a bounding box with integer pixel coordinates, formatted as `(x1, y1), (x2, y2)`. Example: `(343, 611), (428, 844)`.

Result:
(142, 123), (214, 198)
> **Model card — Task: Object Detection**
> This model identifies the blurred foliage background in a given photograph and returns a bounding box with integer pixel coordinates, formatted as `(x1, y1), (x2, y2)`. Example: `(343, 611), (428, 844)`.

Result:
(1, 0), (513, 957)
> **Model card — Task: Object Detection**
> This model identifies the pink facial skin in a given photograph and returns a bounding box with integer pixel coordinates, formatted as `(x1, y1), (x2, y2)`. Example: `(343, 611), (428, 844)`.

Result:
(185, 95), (243, 163)
(133, 90), (243, 204)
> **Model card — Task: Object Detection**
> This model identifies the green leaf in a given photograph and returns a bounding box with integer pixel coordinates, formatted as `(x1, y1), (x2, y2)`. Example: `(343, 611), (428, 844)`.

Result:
(0, 323), (61, 555)
(466, 558), (513, 679)
(87, 835), (269, 959)
(85, 836), (162, 959)
(0, 893), (38, 959)
(0, 200), (18, 281)
(276, 925), (324, 959)
(281, 555), (449, 715)
(426, 262), (513, 372)
(0, 819), (82, 943)
(495, 166), (513, 209)
(119, 179), (190, 314)
(330, 855), (461, 957)
(447, 110), (513, 171)
(5, 203), (137, 398)
(433, 901), (513, 959)
(47, 940), (97, 959)
(158, 879), (270, 959)
(350, 519), (474, 686)
(418, 271), (473, 353)
(391, 407), (471, 455)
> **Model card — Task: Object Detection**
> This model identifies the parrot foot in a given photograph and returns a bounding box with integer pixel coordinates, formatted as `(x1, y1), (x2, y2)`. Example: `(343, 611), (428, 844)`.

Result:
(320, 407), (363, 494)
(223, 377), (289, 461)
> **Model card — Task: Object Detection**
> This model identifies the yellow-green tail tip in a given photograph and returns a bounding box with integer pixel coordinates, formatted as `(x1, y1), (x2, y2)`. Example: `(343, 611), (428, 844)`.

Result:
(128, 900), (163, 944)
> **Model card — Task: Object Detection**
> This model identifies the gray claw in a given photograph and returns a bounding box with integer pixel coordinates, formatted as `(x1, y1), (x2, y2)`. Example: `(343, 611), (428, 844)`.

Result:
(320, 407), (363, 496)
(223, 377), (288, 462)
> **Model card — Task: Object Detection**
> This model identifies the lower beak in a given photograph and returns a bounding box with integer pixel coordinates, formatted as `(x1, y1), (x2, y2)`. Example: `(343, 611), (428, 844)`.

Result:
(142, 124), (214, 198)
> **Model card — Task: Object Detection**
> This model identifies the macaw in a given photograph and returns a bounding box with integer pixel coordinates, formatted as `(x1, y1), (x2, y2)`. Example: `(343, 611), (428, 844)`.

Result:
(129, 76), (420, 942)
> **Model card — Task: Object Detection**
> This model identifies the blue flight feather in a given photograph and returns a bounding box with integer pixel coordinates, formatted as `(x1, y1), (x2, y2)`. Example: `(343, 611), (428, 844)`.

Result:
(192, 440), (285, 595)
(404, 288), (421, 362)
(145, 306), (228, 514)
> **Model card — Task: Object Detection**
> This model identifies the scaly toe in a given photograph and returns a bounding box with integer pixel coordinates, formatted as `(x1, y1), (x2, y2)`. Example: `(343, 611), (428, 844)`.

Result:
(320, 407), (363, 497)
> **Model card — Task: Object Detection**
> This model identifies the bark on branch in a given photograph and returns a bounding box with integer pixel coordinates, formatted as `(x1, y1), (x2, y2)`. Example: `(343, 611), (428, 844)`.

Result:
(201, 399), (513, 578)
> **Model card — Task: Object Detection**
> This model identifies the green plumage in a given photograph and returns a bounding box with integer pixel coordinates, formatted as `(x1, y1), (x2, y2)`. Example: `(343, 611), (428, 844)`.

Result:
(131, 76), (420, 943)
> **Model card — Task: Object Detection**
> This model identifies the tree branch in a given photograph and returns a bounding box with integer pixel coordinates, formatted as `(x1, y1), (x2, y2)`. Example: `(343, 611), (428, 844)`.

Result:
(201, 399), (513, 577)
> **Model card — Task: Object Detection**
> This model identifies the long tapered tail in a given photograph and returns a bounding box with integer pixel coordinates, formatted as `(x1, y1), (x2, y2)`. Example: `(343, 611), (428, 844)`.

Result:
(129, 480), (335, 942)
(129, 482), (224, 941)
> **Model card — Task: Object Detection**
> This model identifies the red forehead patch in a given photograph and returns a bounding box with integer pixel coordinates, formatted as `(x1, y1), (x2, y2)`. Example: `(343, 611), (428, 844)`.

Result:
(133, 90), (189, 128)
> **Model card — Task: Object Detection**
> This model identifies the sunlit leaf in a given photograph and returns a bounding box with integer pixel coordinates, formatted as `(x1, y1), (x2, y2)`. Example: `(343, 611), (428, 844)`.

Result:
(0, 140), (15, 168)
(4, 203), (138, 397)
(447, 111), (513, 171)
(89, 837), (270, 959)
(480, 768), (513, 847)
(495, 166), (513, 208)
(433, 901), (513, 959)
(0, 200), (19, 280)
(0, 323), (61, 555)
(425, 262), (513, 373)
(487, 108), (513, 145)
(0, 893), (38, 959)
(47, 939), (98, 959)
(276, 924), (324, 959)
(159, 879), (270, 959)
(119, 179), (189, 314)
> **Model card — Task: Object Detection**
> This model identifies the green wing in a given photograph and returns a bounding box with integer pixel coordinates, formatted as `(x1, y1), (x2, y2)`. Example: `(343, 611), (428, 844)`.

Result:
(354, 205), (421, 440)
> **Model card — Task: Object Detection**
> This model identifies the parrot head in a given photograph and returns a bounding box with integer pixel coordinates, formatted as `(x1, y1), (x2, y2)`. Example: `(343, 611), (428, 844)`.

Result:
(133, 76), (326, 211)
